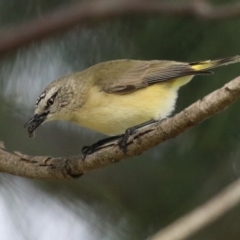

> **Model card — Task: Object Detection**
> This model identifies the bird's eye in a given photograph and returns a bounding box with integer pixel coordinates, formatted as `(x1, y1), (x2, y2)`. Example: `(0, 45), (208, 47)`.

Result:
(47, 98), (54, 107)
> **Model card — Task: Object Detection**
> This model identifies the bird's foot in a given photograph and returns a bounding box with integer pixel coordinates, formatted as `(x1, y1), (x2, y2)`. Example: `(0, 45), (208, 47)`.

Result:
(81, 135), (122, 160)
(81, 119), (158, 159)
(82, 144), (98, 160)
(118, 127), (137, 154)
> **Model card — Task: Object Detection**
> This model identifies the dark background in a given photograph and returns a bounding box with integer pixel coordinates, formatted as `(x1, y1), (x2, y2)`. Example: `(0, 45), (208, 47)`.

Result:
(1, 0), (240, 239)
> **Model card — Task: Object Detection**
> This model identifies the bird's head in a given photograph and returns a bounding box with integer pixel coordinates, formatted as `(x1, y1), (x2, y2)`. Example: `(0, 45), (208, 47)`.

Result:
(24, 79), (74, 138)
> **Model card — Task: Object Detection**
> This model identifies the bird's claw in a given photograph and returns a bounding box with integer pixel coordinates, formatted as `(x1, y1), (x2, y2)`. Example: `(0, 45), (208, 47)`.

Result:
(81, 127), (139, 159)
(81, 144), (97, 160)
(118, 128), (137, 154)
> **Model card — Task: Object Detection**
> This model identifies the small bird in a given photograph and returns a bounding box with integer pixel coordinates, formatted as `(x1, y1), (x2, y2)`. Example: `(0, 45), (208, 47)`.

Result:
(25, 56), (240, 155)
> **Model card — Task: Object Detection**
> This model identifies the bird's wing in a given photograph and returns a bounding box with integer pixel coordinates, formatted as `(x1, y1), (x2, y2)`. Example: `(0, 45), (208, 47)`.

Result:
(101, 60), (211, 94)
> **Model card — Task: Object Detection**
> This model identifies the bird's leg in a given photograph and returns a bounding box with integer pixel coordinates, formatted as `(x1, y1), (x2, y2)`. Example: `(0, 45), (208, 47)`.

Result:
(118, 119), (158, 153)
(82, 119), (159, 159)
(82, 134), (123, 159)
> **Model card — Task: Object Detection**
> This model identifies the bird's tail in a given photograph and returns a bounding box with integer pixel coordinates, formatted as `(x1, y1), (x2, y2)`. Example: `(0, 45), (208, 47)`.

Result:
(190, 55), (240, 71)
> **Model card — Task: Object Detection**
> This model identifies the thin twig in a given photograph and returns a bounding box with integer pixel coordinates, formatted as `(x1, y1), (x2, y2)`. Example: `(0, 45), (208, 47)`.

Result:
(149, 177), (240, 240)
(0, 0), (240, 55)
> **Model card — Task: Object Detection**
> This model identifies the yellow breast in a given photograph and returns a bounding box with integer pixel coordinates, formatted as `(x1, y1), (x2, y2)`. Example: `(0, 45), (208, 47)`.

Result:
(72, 79), (186, 135)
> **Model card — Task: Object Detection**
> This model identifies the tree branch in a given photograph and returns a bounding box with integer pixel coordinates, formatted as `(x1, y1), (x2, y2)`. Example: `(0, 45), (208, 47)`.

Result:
(149, 177), (240, 240)
(0, 0), (240, 55)
(1, 76), (240, 179)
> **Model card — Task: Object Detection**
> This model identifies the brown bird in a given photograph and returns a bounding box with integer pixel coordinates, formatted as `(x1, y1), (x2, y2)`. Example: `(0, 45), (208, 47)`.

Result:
(25, 56), (240, 156)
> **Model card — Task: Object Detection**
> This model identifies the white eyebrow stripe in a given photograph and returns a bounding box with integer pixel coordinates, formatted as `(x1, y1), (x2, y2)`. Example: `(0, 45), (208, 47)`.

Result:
(35, 92), (46, 107)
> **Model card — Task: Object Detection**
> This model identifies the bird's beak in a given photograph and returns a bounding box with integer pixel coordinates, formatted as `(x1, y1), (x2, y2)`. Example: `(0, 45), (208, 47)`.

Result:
(24, 111), (49, 138)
